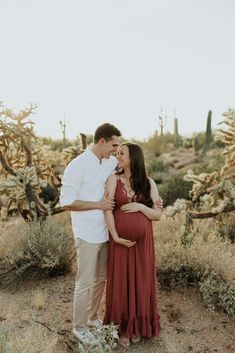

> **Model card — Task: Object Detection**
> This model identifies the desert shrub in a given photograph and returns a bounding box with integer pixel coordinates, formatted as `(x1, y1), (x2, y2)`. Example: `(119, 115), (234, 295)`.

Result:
(76, 324), (119, 353)
(146, 158), (169, 174)
(40, 137), (73, 151)
(193, 154), (225, 175)
(158, 265), (200, 289)
(0, 215), (74, 287)
(217, 216), (235, 243)
(144, 133), (176, 156)
(158, 173), (193, 206)
(199, 273), (235, 315)
(159, 267), (235, 316)
(39, 184), (58, 204)
(156, 215), (235, 315)
(146, 158), (169, 184)
(192, 131), (224, 150)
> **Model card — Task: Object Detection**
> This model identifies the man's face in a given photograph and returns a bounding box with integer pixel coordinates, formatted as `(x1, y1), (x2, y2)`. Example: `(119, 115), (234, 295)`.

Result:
(100, 135), (120, 159)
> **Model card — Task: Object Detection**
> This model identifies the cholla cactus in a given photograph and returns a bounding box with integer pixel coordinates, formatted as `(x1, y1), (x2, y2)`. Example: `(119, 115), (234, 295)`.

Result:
(0, 102), (64, 221)
(166, 108), (235, 221)
(0, 206), (8, 221)
(63, 133), (87, 165)
(164, 198), (189, 218)
(63, 145), (80, 165)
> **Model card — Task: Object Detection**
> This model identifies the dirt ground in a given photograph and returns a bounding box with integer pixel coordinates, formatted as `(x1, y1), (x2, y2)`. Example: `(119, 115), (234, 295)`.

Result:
(0, 272), (235, 353)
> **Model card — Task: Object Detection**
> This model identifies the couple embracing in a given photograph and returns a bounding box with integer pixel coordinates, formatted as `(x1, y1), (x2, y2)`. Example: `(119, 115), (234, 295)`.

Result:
(59, 123), (163, 348)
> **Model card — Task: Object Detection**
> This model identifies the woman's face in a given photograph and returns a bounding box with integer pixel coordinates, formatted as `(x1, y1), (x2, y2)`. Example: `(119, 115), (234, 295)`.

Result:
(117, 145), (130, 170)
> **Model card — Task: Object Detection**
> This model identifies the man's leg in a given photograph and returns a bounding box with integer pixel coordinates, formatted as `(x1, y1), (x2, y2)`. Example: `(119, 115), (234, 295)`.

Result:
(88, 241), (108, 321)
(73, 239), (101, 329)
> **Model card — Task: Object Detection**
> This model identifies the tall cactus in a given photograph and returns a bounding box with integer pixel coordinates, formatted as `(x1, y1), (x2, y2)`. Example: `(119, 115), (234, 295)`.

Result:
(194, 135), (200, 154)
(200, 110), (213, 160)
(174, 117), (180, 148)
(158, 108), (167, 136)
(59, 118), (67, 147)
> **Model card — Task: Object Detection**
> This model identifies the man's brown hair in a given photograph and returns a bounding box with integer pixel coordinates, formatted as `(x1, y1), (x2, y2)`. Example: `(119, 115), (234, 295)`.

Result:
(94, 123), (121, 143)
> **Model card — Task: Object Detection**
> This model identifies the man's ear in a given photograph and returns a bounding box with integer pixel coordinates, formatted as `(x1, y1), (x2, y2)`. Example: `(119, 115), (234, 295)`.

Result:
(98, 138), (106, 145)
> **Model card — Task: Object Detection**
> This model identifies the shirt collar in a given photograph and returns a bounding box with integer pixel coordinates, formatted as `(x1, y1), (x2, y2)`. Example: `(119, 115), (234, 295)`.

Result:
(85, 146), (102, 165)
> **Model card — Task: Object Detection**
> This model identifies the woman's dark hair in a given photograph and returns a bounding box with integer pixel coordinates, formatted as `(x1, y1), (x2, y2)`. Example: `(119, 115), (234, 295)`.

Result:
(119, 142), (153, 207)
(94, 123), (121, 143)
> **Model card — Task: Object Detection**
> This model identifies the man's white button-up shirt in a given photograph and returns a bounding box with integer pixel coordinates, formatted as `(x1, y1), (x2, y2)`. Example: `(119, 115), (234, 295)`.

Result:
(60, 148), (117, 243)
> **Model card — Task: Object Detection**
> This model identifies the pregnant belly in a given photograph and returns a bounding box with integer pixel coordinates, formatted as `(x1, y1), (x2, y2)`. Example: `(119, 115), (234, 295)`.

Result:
(114, 209), (151, 242)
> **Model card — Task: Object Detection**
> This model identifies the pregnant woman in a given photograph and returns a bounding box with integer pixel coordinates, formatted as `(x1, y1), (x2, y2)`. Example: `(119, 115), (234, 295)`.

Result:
(103, 142), (162, 348)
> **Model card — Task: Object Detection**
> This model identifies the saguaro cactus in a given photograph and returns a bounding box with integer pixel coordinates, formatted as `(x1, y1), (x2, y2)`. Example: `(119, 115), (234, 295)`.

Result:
(194, 135), (200, 154)
(158, 108), (167, 136)
(59, 118), (67, 147)
(174, 117), (180, 148)
(200, 110), (213, 160)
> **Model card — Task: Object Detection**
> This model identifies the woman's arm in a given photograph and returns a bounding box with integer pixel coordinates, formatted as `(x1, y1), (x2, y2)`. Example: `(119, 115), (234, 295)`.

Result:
(120, 178), (163, 221)
(104, 175), (136, 248)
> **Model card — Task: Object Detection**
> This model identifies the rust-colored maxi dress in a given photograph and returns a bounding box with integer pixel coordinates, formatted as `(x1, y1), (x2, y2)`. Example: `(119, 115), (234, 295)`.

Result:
(103, 178), (160, 339)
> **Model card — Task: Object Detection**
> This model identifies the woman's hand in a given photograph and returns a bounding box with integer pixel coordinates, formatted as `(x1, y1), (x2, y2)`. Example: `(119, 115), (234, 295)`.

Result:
(120, 202), (144, 213)
(154, 197), (164, 209)
(115, 237), (136, 247)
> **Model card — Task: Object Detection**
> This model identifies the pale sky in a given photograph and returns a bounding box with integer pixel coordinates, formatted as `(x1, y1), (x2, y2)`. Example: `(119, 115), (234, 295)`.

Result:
(0, 0), (234, 140)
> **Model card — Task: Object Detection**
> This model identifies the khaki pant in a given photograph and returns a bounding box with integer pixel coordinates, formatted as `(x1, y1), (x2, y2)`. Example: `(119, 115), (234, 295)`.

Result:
(73, 238), (108, 329)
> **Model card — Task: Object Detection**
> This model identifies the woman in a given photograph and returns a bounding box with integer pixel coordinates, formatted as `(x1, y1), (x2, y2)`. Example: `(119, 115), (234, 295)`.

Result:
(103, 142), (162, 347)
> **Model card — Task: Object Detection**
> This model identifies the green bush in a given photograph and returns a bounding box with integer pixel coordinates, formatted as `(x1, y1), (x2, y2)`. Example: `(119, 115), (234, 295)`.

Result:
(0, 216), (74, 287)
(40, 137), (74, 151)
(39, 184), (58, 204)
(77, 324), (119, 353)
(199, 274), (235, 315)
(158, 173), (193, 206)
(193, 154), (225, 175)
(217, 218), (235, 243)
(158, 268), (235, 316)
(144, 133), (176, 156)
(146, 158), (169, 174)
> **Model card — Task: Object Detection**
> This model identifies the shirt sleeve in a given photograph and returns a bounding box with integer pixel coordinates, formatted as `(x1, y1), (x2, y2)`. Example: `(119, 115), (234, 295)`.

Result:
(59, 160), (83, 207)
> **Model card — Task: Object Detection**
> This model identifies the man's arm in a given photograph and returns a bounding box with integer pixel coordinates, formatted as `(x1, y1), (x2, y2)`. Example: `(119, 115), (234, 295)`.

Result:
(62, 198), (115, 211)
(60, 160), (115, 212)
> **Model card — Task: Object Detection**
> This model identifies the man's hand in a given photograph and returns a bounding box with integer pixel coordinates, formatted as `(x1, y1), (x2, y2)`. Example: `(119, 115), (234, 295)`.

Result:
(115, 237), (136, 248)
(120, 202), (143, 213)
(99, 197), (115, 211)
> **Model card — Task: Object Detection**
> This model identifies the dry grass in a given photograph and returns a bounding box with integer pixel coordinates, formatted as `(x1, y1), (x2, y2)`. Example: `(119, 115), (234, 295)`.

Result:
(154, 213), (235, 315)
(0, 218), (26, 263)
(0, 213), (75, 288)
(32, 289), (46, 311)
(155, 214), (235, 287)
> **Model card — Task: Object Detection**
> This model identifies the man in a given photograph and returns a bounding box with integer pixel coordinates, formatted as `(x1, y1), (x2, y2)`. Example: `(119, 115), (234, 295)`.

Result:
(59, 123), (134, 343)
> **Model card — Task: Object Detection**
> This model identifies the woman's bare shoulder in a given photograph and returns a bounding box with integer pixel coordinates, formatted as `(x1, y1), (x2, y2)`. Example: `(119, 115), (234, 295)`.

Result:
(148, 176), (156, 185)
(148, 177), (159, 193)
(106, 174), (118, 185)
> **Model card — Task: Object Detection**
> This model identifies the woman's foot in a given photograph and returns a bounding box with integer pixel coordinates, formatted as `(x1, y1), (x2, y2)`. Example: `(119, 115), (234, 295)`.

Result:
(131, 335), (141, 344)
(119, 335), (130, 348)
